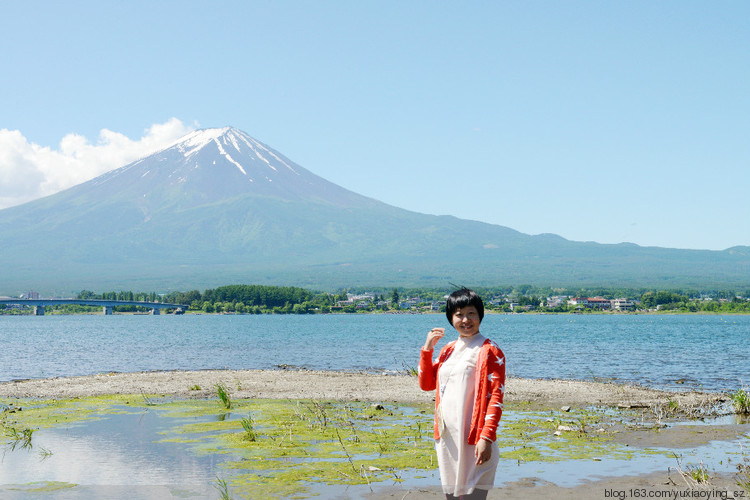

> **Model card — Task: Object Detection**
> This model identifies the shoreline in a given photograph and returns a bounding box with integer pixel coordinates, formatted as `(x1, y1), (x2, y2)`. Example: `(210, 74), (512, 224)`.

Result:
(0, 369), (727, 410)
(2, 309), (749, 317)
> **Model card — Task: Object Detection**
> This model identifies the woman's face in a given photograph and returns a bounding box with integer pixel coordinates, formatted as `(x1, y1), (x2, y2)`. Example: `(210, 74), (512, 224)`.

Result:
(451, 305), (481, 337)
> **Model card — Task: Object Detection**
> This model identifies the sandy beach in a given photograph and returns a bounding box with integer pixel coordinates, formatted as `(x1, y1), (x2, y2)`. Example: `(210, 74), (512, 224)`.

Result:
(1, 370), (747, 500)
(0, 369), (726, 408)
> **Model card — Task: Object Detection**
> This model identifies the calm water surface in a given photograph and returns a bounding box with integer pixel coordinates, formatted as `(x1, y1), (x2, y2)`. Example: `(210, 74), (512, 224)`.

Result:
(2, 313), (748, 392)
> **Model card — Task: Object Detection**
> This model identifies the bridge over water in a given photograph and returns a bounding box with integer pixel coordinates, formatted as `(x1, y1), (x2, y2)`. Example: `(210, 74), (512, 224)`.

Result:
(0, 299), (188, 315)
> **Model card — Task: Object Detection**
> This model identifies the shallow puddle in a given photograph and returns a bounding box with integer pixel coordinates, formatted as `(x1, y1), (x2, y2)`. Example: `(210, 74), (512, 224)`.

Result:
(1, 398), (748, 499)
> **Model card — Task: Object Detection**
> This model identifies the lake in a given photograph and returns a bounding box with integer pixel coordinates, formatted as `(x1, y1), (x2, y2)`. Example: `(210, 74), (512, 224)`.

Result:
(2, 313), (748, 392)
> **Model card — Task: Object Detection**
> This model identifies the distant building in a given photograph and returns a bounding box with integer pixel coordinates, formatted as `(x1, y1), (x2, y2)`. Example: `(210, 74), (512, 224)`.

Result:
(399, 298), (420, 309)
(587, 297), (611, 309)
(510, 303), (533, 312)
(611, 298), (635, 311)
(546, 296), (567, 308)
(568, 297), (611, 309)
(347, 293), (375, 302)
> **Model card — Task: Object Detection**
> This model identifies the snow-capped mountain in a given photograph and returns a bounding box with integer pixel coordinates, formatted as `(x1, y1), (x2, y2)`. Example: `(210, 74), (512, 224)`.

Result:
(80, 127), (381, 213)
(0, 127), (747, 293)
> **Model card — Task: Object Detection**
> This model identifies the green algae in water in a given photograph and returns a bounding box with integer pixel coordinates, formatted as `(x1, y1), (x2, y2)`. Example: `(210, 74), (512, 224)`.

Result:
(495, 407), (671, 464)
(1, 395), (682, 499)
(1, 394), (156, 433)
(156, 399), (437, 496)
(4, 482), (77, 493)
(155, 400), (667, 499)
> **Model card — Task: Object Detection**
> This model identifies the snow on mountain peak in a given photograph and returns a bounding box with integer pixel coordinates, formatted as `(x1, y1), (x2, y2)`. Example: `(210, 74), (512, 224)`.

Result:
(175, 127), (231, 157)
(169, 127), (299, 177)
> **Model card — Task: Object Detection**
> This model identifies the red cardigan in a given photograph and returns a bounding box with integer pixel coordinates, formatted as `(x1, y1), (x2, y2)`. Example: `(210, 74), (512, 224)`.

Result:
(419, 337), (505, 443)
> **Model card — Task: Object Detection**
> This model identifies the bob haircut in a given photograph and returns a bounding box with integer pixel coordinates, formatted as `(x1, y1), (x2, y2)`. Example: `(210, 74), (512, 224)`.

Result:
(445, 288), (484, 325)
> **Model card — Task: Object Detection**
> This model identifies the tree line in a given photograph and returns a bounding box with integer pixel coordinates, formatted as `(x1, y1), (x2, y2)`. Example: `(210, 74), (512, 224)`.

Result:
(1, 284), (747, 315)
(78, 284), (750, 314)
(74, 285), (322, 314)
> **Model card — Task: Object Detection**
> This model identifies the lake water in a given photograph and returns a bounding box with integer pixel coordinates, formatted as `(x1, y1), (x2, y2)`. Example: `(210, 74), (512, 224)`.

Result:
(2, 313), (750, 499)
(2, 313), (748, 392)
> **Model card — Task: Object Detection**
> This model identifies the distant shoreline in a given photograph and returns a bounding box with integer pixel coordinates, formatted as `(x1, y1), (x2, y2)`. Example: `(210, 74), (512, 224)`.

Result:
(2, 309), (749, 316)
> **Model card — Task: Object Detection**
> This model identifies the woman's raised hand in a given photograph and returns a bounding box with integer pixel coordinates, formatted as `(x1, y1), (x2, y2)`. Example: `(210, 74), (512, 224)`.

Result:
(423, 327), (445, 351)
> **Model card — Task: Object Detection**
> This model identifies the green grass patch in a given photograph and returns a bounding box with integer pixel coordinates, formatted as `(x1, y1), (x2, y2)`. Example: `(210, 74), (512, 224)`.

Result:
(731, 387), (750, 413)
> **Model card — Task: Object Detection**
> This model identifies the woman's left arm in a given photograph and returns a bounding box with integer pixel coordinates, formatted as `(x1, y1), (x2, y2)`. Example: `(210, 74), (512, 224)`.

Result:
(480, 346), (506, 443)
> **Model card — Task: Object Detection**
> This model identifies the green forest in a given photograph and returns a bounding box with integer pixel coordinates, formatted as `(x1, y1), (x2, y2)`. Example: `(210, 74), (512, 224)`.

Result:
(2, 284), (749, 315)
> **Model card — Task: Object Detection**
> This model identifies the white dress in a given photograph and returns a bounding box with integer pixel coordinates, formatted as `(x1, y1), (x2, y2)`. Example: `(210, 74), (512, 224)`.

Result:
(436, 333), (500, 496)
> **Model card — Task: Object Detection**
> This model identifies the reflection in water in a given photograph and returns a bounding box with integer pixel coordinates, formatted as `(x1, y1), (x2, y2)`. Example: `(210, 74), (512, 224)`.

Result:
(0, 408), (222, 498)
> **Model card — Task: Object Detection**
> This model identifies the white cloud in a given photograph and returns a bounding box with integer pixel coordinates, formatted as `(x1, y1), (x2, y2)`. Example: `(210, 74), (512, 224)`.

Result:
(0, 118), (196, 209)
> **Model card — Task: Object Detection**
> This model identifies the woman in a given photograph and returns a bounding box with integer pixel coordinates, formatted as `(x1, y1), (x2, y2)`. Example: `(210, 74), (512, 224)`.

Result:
(419, 288), (505, 500)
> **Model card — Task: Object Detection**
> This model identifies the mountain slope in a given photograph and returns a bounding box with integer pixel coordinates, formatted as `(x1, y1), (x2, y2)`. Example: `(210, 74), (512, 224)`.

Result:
(0, 127), (747, 293)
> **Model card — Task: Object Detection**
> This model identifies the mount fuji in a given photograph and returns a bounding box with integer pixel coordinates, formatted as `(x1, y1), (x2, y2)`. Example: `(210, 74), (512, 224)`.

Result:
(0, 127), (747, 293)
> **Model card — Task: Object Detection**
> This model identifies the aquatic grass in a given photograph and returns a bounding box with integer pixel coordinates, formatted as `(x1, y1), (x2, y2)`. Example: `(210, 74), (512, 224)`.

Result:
(38, 446), (53, 460)
(673, 453), (712, 487)
(334, 428), (358, 475)
(731, 387), (750, 414)
(141, 391), (156, 406)
(214, 476), (233, 500)
(397, 359), (418, 377)
(4, 425), (35, 451)
(2, 405), (35, 452)
(689, 464), (710, 484)
(737, 444), (750, 494)
(240, 414), (257, 442)
(216, 383), (232, 410)
(374, 430), (393, 455)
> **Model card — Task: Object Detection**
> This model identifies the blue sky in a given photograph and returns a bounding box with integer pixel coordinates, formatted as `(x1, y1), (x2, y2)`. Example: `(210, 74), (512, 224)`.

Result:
(1, 1), (748, 250)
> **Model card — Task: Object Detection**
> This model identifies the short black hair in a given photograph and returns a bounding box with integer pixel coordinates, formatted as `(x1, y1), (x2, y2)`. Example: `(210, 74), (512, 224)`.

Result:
(445, 288), (484, 325)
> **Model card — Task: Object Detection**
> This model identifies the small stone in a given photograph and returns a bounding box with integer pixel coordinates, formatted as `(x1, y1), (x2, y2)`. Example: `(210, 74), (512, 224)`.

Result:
(561, 406), (571, 412)
(367, 466), (382, 471)
(556, 425), (574, 432)
(371, 404), (385, 411)
(553, 431), (562, 436)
